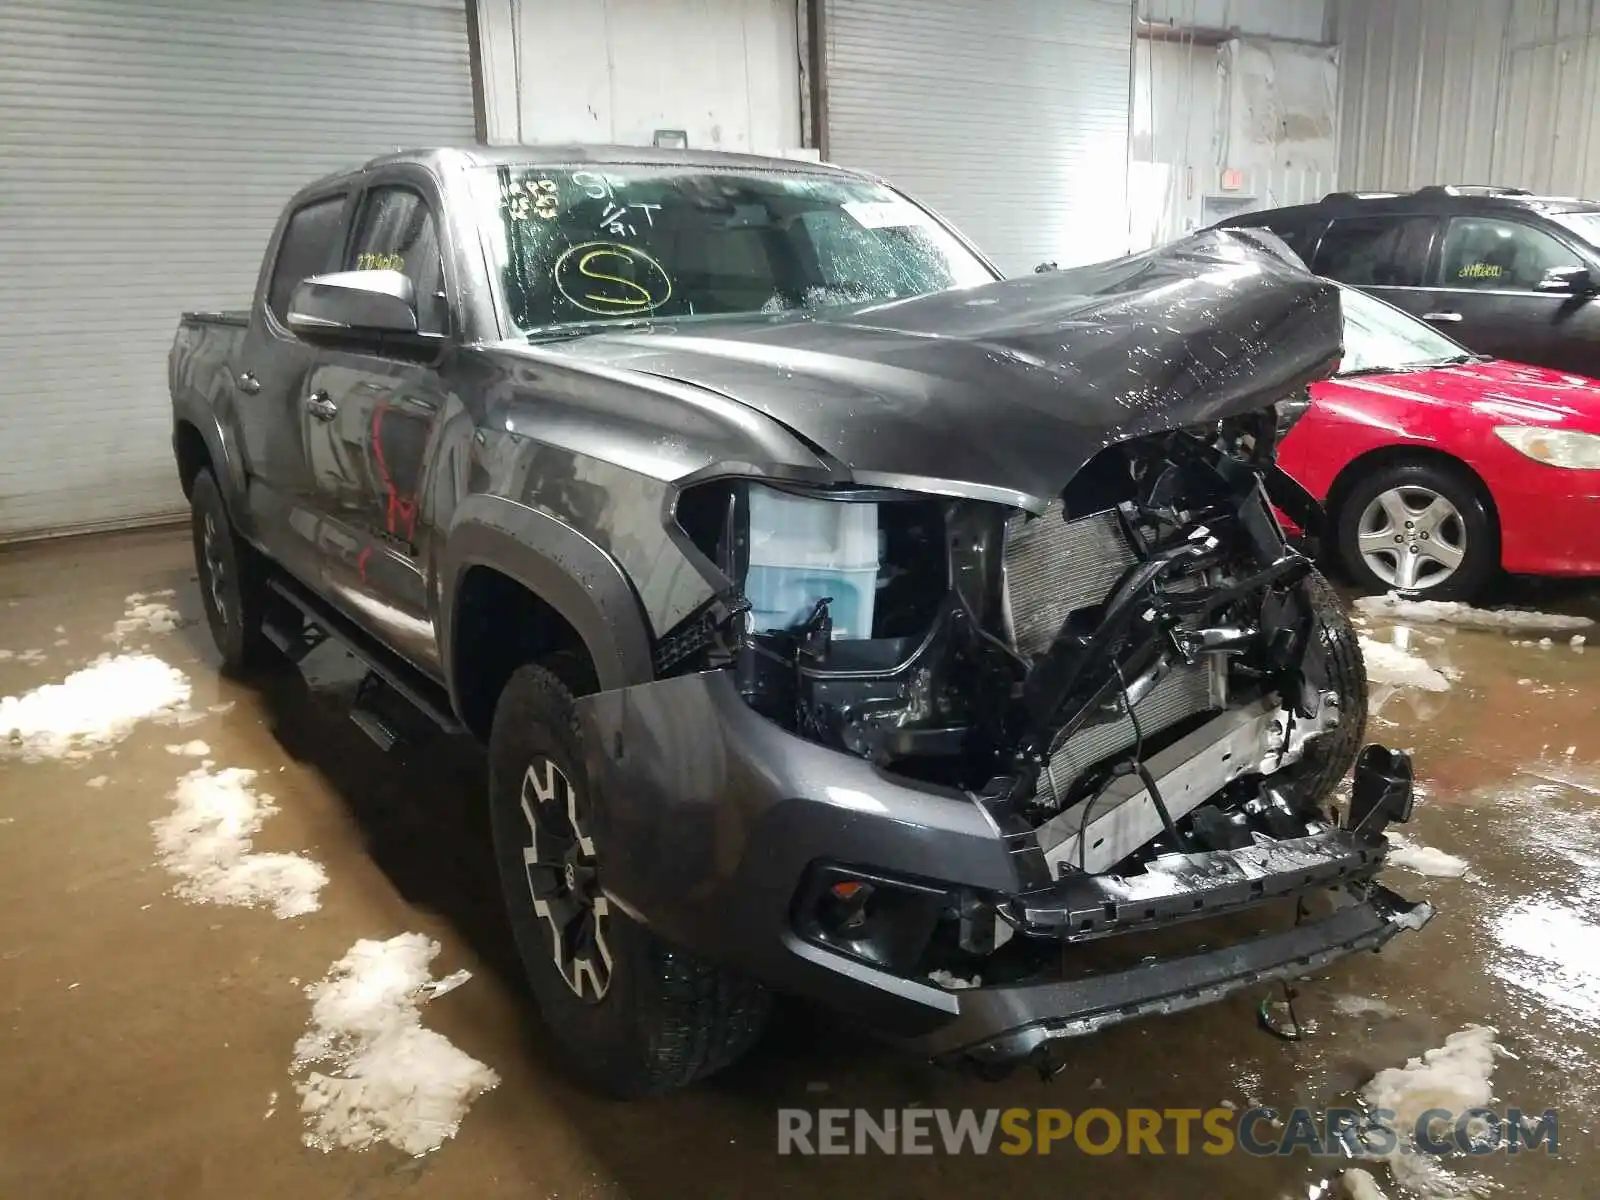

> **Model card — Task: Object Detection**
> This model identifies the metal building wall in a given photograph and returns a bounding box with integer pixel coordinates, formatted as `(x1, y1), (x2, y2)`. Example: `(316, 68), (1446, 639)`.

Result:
(472, 0), (802, 154)
(0, 0), (476, 541)
(1334, 0), (1600, 196)
(824, 0), (1136, 276)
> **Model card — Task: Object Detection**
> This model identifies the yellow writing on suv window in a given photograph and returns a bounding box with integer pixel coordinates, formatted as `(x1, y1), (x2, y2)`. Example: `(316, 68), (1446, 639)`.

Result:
(357, 252), (406, 271)
(1458, 262), (1503, 279)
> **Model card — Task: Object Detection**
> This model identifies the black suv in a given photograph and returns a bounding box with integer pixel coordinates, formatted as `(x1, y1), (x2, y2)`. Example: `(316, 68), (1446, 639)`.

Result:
(1214, 185), (1600, 377)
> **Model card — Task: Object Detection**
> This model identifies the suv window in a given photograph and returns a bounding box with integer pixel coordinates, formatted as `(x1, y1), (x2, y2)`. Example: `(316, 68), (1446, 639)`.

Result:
(1313, 215), (1438, 286)
(347, 187), (448, 335)
(1254, 218), (1322, 265)
(1436, 217), (1581, 290)
(267, 195), (347, 322)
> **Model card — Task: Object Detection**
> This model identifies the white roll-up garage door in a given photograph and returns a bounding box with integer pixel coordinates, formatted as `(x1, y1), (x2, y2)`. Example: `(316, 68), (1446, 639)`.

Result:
(824, 0), (1133, 278)
(0, 0), (475, 540)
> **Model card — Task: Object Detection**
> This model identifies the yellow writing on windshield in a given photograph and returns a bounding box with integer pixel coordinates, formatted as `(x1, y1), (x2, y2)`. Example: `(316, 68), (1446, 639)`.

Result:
(553, 241), (673, 316)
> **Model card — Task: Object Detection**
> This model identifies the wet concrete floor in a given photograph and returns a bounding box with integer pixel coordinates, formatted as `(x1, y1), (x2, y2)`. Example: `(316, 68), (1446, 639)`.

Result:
(2, 526), (1597, 1199)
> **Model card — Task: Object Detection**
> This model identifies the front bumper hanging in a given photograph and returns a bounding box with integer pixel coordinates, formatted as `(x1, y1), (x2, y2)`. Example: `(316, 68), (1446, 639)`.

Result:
(910, 883), (1432, 1067)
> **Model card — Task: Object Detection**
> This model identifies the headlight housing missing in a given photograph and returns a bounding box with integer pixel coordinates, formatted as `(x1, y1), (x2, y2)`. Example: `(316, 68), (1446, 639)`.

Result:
(1494, 425), (1600, 470)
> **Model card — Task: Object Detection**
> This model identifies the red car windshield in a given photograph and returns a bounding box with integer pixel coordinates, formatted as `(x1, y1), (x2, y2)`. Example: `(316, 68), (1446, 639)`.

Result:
(1338, 286), (1478, 375)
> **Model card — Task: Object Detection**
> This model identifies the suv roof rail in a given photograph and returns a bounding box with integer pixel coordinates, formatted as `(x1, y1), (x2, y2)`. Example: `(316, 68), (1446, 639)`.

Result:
(1413, 184), (1533, 197)
(1321, 190), (1404, 202)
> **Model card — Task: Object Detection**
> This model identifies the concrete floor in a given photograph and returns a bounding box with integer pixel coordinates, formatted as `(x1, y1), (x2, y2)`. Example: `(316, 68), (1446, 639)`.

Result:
(2, 527), (1597, 1199)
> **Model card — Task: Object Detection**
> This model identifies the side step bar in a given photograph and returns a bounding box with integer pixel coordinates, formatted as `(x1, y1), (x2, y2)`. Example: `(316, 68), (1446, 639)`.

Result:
(264, 577), (463, 739)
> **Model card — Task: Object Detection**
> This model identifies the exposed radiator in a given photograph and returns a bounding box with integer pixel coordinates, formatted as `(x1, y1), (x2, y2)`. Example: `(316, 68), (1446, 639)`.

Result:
(1002, 504), (1134, 660)
(1004, 502), (1224, 807)
(1038, 659), (1221, 806)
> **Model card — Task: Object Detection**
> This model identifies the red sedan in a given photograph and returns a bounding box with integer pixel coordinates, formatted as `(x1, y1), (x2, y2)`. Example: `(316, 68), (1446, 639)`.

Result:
(1278, 285), (1600, 601)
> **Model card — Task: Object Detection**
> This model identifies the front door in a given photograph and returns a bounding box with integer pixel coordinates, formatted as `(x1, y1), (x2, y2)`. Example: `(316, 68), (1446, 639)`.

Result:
(303, 182), (453, 673)
(1416, 216), (1600, 376)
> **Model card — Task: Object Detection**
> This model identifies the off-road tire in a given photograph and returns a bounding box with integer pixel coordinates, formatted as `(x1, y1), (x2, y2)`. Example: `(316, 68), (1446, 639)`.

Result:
(190, 470), (277, 673)
(488, 664), (771, 1097)
(1279, 570), (1367, 810)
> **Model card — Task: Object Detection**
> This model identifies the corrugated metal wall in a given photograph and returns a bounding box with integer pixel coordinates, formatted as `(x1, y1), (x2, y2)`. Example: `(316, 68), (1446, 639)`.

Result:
(472, 0), (802, 153)
(1334, 0), (1600, 196)
(824, 0), (1135, 276)
(0, 0), (475, 540)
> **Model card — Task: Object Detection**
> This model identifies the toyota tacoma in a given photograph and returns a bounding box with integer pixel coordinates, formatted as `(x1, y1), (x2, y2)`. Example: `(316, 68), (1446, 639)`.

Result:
(169, 146), (1432, 1097)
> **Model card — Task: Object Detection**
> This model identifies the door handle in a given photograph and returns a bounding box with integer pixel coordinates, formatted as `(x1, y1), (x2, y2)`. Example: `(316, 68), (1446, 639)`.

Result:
(1423, 311), (1463, 322)
(237, 371), (261, 394)
(304, 390), (339, 421)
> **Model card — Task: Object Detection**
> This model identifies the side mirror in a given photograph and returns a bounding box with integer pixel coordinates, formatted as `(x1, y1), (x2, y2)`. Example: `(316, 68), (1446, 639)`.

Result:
(286, 270), (419, 336)
(1535, 265), (1596, 295)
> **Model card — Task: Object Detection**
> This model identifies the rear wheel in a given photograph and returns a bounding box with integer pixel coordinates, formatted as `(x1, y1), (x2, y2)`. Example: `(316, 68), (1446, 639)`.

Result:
(1335, 459), (1496, 601)
(190, 470), (277, 672)
(488, 664), (771, 1096)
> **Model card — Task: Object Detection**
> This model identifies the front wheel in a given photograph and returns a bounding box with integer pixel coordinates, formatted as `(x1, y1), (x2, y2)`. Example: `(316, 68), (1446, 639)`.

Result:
(1335, 459), (1497, 601)
(487, 664), (771, 1096)
(1277, 570), (1367, 811)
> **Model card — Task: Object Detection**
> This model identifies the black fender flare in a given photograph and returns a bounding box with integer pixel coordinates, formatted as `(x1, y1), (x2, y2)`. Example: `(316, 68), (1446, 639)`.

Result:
(438, 494), (656, 704)
(172, 396), (249, 528)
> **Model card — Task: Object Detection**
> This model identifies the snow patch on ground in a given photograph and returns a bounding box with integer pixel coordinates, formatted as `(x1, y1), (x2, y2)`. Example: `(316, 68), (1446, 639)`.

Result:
(1332, 994), (1399, 1019)
(1339, 1167), (1391, 1200)
(1360, 1025), (1506, 1199)
(291, 934), (499, 1156)
(110, 594), (183, 643)
(1, 654), (192, 760)
(151, 766), (326, 918)
(165, 740), (211, 757)
(1356, 592), (1591, 632)
(1385, 834), (1470, 878)
(1359, 637), (1452, 692)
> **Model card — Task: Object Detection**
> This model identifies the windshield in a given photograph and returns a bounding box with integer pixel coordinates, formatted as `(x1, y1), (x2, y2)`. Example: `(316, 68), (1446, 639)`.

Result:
(1337, 285), (1473, 374)
(470, 164), (996, 337)
(1551, 210), (1600, 248)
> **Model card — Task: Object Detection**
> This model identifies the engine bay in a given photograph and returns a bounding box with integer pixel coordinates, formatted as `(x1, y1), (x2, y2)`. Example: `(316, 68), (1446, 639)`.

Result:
(668, 401), (1362, 877)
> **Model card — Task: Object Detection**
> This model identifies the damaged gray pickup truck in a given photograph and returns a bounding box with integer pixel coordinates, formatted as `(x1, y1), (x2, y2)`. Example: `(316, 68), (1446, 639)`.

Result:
(169, 146), (1432, 1097)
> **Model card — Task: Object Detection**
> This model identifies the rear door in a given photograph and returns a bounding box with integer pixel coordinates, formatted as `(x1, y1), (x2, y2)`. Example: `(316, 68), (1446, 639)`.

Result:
(1419, 216), (1600, 375)
(1309, 213), (1442, 322)
(302, 177), (454, 673)
(236, 189), (353, 588)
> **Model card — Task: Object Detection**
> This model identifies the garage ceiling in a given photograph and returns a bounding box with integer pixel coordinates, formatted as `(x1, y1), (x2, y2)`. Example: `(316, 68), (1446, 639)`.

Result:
(0, 0), (476, 540)
(823, 0), (1134, 277)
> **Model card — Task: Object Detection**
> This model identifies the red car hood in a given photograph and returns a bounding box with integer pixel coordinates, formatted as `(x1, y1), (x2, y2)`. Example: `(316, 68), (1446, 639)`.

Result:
(1314, 358), (1600, 428)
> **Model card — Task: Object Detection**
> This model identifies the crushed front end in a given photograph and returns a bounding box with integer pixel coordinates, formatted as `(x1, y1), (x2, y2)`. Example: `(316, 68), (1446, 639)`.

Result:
(575, 232), (1434, 1072)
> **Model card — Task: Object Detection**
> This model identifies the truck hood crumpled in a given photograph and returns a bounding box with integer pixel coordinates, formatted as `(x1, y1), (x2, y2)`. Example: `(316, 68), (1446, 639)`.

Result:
(549, 228), (1343, 511)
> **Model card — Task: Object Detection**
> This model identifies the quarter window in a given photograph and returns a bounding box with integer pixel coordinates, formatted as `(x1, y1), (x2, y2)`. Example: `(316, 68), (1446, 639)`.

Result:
(1436, 217), (1581, 290)
(347, 187), (449, 335)
(267, 195), (347, 322)
(1312, 216), (1438, 287)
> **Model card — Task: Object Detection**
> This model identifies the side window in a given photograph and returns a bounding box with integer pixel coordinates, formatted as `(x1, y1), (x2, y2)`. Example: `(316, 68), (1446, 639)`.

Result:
(1312, 216), (1438, 286)
(267, 196), (347, 322)
(347, 187), (448, 335)
(1436, 217), (1581, 290)
(1260, 220), (1322, 266)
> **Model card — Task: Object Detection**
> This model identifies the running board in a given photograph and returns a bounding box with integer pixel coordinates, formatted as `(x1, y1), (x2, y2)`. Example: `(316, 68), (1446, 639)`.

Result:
(265, 576), (463, 736)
